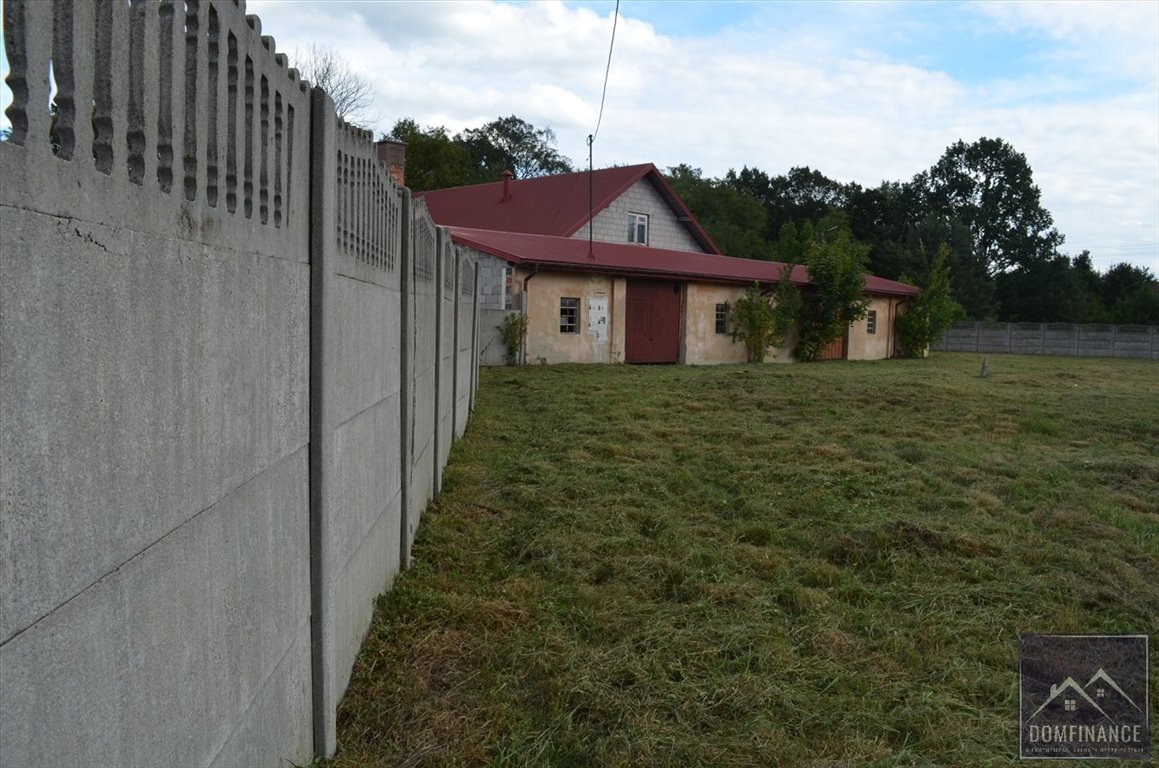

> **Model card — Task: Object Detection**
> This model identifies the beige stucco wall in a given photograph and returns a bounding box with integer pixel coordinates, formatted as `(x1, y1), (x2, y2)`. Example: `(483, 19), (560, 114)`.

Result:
(681, 283), (795, 365)
(504, 267), (901, 365)
(515, 269), (627, 364)
(847, 296), (898, 361)
(573, 179), (705, 253)
(682, 284), (746, 365)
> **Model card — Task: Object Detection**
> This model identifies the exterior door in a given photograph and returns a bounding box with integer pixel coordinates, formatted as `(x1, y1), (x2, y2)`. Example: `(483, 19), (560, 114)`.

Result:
(816, 331), (848, 361)
(625, 280), (681, 363)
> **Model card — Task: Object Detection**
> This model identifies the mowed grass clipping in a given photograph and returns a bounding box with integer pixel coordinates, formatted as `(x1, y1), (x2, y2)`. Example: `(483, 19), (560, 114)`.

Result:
(329, 354), (1158, 767)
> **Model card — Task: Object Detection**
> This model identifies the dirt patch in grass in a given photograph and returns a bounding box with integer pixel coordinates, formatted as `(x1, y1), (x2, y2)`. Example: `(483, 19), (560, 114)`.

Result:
(328, 354), (1159, 767)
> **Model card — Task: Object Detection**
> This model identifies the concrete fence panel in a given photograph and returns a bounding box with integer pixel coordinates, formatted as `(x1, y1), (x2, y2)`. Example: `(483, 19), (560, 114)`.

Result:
(1, 2), (481, 765)
(406, 199), (439, 553)
(1010, 323), (1043, 354)
(436, 232), (458, 485)
(308, 94), (406, 757)
(455, 251), (477, 438)
(471, 261), (482, 412)
(1078, 324), (1114, 358)
(1, 0), (313, 765)
(1114, 325), (1153, 358)
(1043, 323), (1077, 357)
(936, 322), (1158, 360)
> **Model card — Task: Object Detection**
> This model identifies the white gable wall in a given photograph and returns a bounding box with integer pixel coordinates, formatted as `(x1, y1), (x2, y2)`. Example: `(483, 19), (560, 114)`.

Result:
(571, 179), (707, 253)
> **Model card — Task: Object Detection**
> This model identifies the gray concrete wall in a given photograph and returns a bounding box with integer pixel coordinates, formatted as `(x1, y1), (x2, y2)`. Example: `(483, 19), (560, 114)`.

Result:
(1, 1), (313, 765)
(0, 2), (479, 765)
(455, 254), (477, 438)
(308, 99), (407, 757)
(437, 233), (458, 481)
(407, 199), (440, 552)
(480, 309), (518, 366)
(936, 322), (1158, 359)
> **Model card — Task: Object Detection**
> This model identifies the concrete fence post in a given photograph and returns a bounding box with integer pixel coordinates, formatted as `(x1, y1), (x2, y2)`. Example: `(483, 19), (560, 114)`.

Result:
(433, 227), (446, 497)
(1073, 324), (1080, 356)
(308, 86), (337, 759)
(451, 248), (461, 443)
(398, 189), (412, 570)
(471, 260), (480, 413)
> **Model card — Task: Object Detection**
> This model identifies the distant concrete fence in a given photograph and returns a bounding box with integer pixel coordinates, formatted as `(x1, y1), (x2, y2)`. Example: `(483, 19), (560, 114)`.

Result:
(935, 322), (1159, 360)
(0, 2), (479, 765)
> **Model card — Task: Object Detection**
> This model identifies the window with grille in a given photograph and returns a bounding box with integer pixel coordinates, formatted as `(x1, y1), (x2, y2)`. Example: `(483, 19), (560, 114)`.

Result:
(628, 213), (649, 245)
(867, 309), (877, 335)
(560, 297), (580, 333)
(715, 303), (729, 334)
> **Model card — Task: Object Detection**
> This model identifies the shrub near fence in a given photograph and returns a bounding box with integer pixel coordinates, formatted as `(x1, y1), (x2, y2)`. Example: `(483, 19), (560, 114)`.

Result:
(0, 1), (479, 765)
(935, 322), (1158, 360)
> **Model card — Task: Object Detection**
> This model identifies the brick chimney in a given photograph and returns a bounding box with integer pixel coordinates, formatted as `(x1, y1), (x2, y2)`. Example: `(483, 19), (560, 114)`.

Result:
(501, 169), (513, 202)
(375, 139), (407, 187)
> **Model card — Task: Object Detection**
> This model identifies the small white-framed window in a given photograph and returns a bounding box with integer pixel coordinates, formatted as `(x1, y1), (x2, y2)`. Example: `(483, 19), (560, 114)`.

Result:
(866, 309), (877, 335)
(628, 213), (649, 245)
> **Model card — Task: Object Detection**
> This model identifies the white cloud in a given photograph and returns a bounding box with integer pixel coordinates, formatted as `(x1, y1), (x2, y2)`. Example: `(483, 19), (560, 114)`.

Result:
(968, 0), (1159, 89)
(3, 0), (1155, 270)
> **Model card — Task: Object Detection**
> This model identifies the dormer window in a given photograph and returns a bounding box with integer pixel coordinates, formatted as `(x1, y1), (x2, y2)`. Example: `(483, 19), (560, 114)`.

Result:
(628, 213), (649, 245)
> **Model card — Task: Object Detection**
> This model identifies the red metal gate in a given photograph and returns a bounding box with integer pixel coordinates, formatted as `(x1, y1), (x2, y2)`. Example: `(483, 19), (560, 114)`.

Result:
(625, 280), (681, 364)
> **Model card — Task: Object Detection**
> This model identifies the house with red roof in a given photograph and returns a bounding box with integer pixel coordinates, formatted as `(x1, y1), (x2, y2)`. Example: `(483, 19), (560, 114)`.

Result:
(411, 158), (918, 365)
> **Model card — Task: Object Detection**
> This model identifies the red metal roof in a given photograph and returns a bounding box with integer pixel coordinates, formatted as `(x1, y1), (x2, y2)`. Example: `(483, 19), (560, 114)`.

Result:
(417, 163), (722, 254)
(450, 227), (921, 297)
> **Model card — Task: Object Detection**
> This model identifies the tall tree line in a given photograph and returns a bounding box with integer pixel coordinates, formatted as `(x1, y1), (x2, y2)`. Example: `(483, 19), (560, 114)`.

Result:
(385, 116), (573, 192)
(666, 138), (1158, 324)
(388, 118), (1156, 324)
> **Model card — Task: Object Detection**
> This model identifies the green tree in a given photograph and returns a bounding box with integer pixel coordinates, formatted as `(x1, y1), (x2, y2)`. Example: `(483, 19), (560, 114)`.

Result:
(729, 271), (799, 363)
(387, 115), (573, 191)
(385, 119), (474, 192)
(727, 165), (852, 243)
(895, 245), (965, 357)
(904, 213), (995, 319)
(458, 115), (573, 181)
(1066, 251), (1109, 323)
(994, 255), (1081, 322)
(913, 137), (1063, 276)
(665, 165), (775, 259)
(499, 313), (529, 366)
(773, 221), (809, 265)
(794, 225), (871, 361)
(1101, 263), (1159, 324)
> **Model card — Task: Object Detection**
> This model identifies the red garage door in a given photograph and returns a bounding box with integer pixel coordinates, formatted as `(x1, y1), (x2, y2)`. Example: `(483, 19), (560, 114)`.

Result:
(625, 280), (681, 364)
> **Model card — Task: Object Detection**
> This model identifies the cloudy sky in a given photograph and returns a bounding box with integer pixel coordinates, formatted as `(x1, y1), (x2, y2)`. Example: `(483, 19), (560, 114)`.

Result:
(241, 0), (1157, 273)
(3, 1), (1156, 272)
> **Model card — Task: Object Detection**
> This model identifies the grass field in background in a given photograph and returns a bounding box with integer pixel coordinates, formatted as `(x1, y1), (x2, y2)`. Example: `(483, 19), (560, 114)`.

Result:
(328, 353), (1158, 767)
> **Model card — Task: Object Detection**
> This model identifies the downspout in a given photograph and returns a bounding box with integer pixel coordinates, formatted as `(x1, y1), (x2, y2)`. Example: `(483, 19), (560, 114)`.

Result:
(520, 265), (539, 365)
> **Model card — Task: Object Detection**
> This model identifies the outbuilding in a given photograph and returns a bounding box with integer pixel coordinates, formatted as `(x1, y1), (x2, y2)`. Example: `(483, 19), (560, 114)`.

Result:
(416, 162), (919, 364)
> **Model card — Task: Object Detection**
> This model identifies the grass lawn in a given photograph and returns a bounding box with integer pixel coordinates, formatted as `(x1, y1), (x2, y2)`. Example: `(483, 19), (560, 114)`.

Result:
(329, 353), (1158, 767)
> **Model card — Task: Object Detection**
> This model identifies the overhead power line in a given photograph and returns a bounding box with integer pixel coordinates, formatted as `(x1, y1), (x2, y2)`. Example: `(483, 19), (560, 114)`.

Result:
(588, 0), (620, 258)
(592, 0), (620, 143)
